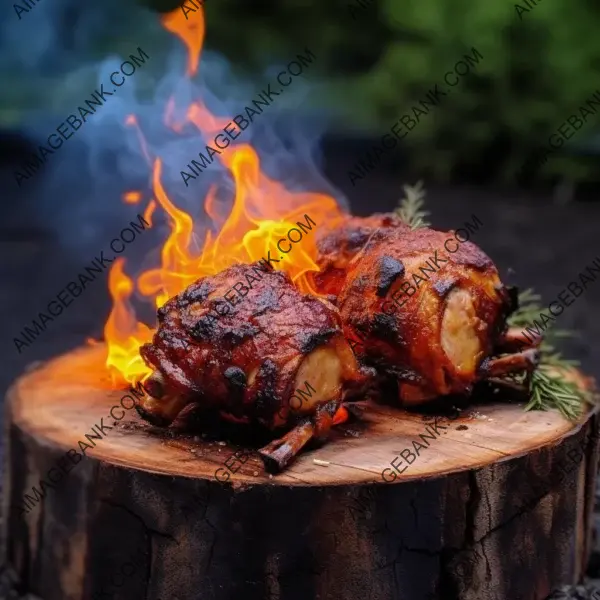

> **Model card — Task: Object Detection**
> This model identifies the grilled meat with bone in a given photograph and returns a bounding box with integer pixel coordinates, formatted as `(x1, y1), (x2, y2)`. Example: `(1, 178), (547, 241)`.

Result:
(137, 261), (368, 471)
(316, 222), (539, 405)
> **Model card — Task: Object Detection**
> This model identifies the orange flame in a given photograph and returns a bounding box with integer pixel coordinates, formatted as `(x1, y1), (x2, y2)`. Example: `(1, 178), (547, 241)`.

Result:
(160, 3), (205, 78)
(105, 259), (154, 385)
(103, 4), (345, 386)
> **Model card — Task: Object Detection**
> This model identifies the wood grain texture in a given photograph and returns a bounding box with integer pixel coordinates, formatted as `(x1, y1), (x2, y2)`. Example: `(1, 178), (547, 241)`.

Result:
(3, 344), (600, 600)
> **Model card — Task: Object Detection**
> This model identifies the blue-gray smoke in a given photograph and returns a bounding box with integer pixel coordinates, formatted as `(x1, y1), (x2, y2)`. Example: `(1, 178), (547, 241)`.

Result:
(0, 0), (345, 265)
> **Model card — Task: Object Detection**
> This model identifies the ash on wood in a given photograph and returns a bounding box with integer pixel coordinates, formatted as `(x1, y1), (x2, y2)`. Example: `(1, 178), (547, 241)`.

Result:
(2, 345), (600, 600)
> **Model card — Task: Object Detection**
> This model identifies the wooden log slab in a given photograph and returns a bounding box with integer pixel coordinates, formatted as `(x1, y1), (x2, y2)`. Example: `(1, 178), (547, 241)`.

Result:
(2, 344), (600, 600)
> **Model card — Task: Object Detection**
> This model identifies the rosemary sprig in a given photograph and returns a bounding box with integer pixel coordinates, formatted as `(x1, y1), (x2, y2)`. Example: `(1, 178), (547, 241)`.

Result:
(395, 181), (430, 229)
(505, 288), (592, 419)
(526, 365), (591, 420)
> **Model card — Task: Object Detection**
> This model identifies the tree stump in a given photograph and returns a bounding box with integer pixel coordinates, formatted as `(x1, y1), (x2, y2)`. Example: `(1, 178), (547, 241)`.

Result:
(3, 345), (600, 600)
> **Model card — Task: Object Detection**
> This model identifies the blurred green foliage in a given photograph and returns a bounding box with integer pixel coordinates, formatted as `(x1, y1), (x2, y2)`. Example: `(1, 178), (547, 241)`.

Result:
(6, 0), (599, 184)
(192, 0), (600, 183)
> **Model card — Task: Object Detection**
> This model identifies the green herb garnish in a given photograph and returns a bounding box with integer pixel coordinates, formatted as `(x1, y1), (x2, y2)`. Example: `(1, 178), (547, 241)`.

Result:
(395, 181), (430, 230)
(506, 288), (594, 419)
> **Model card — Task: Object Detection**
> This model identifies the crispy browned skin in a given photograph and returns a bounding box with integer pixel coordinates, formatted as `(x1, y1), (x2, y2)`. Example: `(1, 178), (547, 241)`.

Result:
(138, 262), (367, 431)
(336, 226), (520, 404)
(312, 213), (410, 298)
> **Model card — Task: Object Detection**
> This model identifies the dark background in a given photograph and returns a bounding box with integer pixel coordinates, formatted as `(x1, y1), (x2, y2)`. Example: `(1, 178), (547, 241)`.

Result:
(1, 0), (599, 597)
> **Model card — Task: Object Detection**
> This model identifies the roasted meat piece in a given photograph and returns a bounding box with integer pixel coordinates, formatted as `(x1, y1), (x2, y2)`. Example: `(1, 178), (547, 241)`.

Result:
(312, 213), (410, 298)
(137, 261), (368, 471)
(331, 225), (539, 405)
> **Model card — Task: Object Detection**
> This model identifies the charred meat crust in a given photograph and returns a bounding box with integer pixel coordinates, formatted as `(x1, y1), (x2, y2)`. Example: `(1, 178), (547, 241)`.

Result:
(251, 359), (280, 421)
(376, 256), (405, 297)
(312, 213), (411, 298)
(299, 328), (338, 354)
(328, 225), (510, 401)
(224, 366), (247, 388)
(432, 278), (457, 298)
(138, 262), (364, 428)
(316, 213), (409, 259)
(179, 279), (214, 307)
(371, 312), (398, 341)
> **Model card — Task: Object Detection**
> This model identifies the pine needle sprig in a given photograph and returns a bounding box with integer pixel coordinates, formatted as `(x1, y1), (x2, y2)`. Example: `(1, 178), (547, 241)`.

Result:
(504, 287), (592, 419)
(395, 181), (430, 229)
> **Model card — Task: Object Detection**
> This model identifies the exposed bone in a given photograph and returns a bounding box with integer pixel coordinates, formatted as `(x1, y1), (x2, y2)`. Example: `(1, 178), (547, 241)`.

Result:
(258, 402), (339, 473)
(495, 327), (543, 352)
(135, 371), (194, 427)
(143, 371), (167, 399)
(479, 349), (540, 378)
(258, 419), (315, 473)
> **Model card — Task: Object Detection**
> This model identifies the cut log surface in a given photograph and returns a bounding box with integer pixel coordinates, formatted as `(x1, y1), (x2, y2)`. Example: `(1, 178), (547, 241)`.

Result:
(3, 345), (600, 600)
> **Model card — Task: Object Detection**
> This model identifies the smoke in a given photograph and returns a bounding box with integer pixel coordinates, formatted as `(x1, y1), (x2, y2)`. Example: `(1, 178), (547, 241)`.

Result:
(2, 0), (345, 264)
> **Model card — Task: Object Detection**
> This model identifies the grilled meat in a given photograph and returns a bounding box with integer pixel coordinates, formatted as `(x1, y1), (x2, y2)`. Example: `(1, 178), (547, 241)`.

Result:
(312, 213), (410, 298)
(327, 224), (539, 405)
(137, 261), (368, 471)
